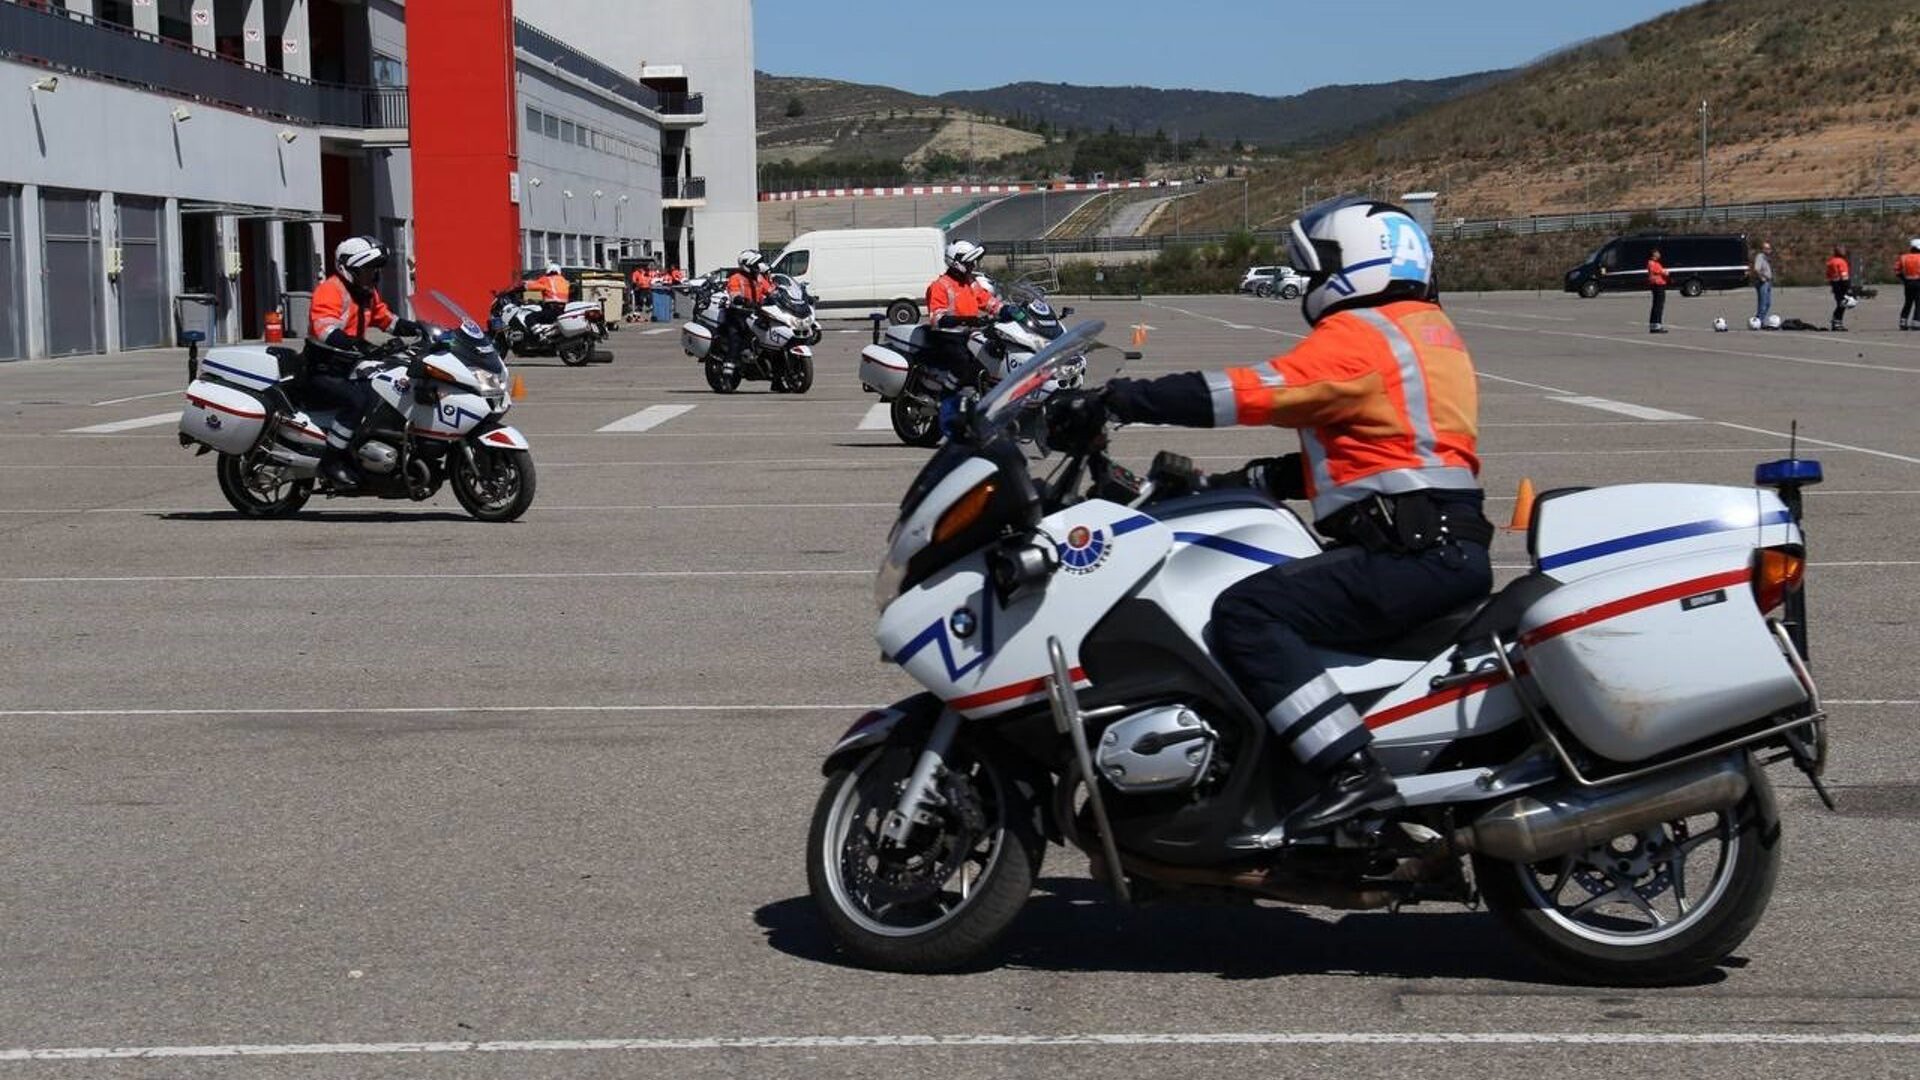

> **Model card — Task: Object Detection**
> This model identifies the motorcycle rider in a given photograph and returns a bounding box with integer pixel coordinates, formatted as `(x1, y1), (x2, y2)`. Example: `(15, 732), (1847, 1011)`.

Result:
(720, 249), (774, 363)
(924, 239), (1000, 388)
(524, 262), (571, 338)
(305, 235), (421, 489)
(1049, 196), (1493, 839)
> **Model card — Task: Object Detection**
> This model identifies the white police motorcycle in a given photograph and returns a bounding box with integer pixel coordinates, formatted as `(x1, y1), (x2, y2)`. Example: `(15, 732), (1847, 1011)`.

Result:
(809, 321), (1828, 984)
(178, 288), (535, 522)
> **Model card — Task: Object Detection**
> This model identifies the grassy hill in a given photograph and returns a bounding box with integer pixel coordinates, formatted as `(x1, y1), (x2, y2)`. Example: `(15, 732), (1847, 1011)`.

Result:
(1158, 0), (1920, 233)
(939, 73), (1506, 151)
(756, 73), (1044, 175)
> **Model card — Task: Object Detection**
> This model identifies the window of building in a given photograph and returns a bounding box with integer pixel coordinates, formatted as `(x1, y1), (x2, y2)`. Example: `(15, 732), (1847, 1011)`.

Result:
(575, 125), (588, 148)
(542, 113), (559, 140)
(526, 105), (542, 132)
(372, 52), (406, 87)
(558, 119), (575, 145)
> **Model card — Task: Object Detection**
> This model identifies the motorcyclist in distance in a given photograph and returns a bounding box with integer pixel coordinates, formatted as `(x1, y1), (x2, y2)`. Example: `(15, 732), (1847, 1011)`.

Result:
(924, 239), (1000, 389)
(305, 235), (422, 489)
(721, 250), (775, 362)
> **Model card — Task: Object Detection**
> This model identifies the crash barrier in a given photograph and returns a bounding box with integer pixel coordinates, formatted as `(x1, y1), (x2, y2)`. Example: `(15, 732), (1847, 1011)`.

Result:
(759, 179), (1191, 202)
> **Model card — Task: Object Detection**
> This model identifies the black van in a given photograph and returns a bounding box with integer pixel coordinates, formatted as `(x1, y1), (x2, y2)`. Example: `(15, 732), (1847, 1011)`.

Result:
(1564, 233), (1749, 298)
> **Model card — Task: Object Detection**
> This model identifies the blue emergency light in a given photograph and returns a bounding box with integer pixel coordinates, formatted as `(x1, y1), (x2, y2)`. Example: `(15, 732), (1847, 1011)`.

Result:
(1755, 458), (1823, 488)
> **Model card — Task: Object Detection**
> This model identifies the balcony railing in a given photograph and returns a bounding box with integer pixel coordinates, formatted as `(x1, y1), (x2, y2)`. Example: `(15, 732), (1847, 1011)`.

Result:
(662, 176), (707, 201)
(514, 19), (690, 119)
(0, 0), (404, 129)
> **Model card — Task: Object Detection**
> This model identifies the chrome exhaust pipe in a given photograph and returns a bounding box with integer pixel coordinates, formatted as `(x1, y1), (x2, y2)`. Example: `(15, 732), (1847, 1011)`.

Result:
(1456, 754), (1750, 864)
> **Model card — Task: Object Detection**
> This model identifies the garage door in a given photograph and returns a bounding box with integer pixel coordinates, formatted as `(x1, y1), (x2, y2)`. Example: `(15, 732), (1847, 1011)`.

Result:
(41, 189), (103, 357)
(0, 186), (19, 360)
(118, 197), (168, 350)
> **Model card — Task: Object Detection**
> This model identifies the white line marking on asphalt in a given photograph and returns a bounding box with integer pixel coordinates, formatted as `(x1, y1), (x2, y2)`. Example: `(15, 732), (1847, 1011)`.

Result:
(0, 704), (879, 719)
(1146, 301), (1305, 339)
(1714, 421), (1920, 465)
(0, 502), (898, 515)
(90, 389), (184, 407)
(1533, 327), (1920, 375)
(1453, 307), (1576, 322)
(596, 404), (696, 433)
(0, 1031), (1915, 1061)
(1827, 699), (1920, 706)
(1547, 396), (1699, 422)
(858, 403), (891, 430)
(62, 412), (176, 434)
(640, 327), (677, 335)
(1476, 370), (1576, 395)
(4, 569), (867, 584)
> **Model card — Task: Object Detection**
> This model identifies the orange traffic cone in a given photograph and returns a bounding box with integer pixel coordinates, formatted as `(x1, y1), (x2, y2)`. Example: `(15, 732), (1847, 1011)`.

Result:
(1508, 477), (1536, 531)
(1130, 324), (1150, 348)
(510, 373), (527, 399)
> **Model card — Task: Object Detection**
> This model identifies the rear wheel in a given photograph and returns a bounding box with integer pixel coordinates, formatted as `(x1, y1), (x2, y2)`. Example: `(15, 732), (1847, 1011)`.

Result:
(1578, 280), (1602, 299)
(1279, 282), (1302, 300)
(1254, 281), (1275, 299)
(886, 300), (919, 326)
(557, 337), (592, 367)
(1476, 759), (1779, 986)
(807, 737), (1041, 972)
(216, 452), (311, 518)
(704, 355), (741, 393)
(1680, 278), (1705, 298)
(890, 390), (941, 447)
(450, 447), (536, 522)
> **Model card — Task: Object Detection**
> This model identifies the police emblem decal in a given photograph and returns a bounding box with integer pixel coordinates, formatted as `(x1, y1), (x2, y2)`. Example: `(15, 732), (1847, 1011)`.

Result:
(1058, 525), (1111, 574)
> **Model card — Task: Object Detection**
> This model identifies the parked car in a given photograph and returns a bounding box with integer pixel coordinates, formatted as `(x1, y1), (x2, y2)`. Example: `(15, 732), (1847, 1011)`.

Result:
(1564, 233), (1750, 299)
(1239, 265), (1307, 300)
(766, 227), (946, 325)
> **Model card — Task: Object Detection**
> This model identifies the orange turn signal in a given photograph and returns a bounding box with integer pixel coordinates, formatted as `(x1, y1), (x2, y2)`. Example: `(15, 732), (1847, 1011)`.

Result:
(934, 481), (997, 543)
(1753, 548), (1805, 613)
(425, 364), (459, 385)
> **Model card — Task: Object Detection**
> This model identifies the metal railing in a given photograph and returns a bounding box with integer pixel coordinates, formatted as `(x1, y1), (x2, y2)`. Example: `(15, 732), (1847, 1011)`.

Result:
(1, 0), (403, 128)
(514, 19), (692, 118)
(661, 176), (707, 201)
(992, 192), (1920, 256)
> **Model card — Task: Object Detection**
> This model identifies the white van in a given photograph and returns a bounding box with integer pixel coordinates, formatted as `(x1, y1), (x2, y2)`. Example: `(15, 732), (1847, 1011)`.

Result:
(767, 227), (945, 325)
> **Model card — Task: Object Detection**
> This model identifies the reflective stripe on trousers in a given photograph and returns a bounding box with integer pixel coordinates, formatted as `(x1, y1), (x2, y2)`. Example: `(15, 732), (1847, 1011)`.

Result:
(1264, 672), (1366, 770)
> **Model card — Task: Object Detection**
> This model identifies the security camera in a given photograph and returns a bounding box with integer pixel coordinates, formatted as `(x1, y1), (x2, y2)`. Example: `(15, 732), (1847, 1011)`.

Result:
(562, 190), (575, 199)
(593, 189), (604, 198)
(171, 105), (192, 123)
(30, 75), (58, 93)
(277, 129), (298, 144)
(527, 177), (543, 187)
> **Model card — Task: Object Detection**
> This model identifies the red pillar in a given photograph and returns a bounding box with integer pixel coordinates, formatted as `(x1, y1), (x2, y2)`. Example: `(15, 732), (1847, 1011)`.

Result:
(407, 0), (520, 319)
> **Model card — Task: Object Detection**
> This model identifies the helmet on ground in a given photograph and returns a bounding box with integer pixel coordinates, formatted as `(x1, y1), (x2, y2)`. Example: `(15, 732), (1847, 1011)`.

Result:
(1713, 316), (1729, 332)
(334, 235), (390, 286)
(1844, 294), (1860, 309)
(1287, 194), (1434, 325)
(546, 262), (562, 275)
(1747, 316), (1763, 330)
(1765, 314), (1783, 329)
(737, 249), (765, 273)
(944, 239), (985, 276)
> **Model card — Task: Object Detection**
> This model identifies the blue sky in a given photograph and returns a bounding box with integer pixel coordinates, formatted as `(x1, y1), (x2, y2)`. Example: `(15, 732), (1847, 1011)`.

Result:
(755, 1), (1699, 97)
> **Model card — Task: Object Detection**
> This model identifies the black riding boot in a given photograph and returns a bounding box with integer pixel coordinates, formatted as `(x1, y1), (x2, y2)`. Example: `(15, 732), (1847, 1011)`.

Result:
(1282, 747), (1402, 836)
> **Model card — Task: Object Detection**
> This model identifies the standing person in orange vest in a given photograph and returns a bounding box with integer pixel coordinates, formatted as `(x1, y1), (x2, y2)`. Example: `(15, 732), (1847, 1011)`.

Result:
(1645, 247), (1670, 334)
(629, 263), (654, 320)
(1826, 245), (1852, 331)
(1896, 239), (1920, 331)
(1045, 196), (1493, 839)
(667, 265), (685, 319)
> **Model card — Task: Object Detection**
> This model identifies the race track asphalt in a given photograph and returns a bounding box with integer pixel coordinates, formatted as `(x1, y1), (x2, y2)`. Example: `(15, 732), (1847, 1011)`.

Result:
(0, 286), (1914, 1079)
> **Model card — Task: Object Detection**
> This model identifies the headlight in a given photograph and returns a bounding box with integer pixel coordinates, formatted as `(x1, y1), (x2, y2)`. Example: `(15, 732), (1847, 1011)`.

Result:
(874, 549), (908, 613)
(473, 370), (506, 394)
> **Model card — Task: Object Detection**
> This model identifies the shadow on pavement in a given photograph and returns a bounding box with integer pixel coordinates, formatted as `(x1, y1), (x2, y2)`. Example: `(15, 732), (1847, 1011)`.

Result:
(152, 509), (476, 524)
(755, 876), (1733, 986)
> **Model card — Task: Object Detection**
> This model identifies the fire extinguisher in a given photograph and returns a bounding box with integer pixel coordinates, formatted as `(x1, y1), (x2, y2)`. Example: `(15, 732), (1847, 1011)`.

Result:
(264, 310), (284, 344)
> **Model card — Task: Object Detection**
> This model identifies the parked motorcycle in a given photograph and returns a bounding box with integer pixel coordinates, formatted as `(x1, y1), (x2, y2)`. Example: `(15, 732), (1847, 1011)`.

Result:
(680, 278), (818, 394)
(178, 288), (536, 522)
(807, 321), (1828, 983)
(859, 285), (1086, 447)
(489, 288), (607, 367)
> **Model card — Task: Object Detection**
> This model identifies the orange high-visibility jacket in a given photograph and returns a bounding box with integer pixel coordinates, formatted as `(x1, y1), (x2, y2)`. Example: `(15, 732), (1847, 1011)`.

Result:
(309, 274), (395, 341)
(668, 267), (685, 284)
(1201, 300), (1481, 521)
(1826, 256), (1851, 282)
(527, 272), (571, 303)
(1646, 258), (1669, 287)
(631, 268), (654, 289)
(1897, 253), (1920, 280)
(726, 270), (773, 303)
(925, 273), (999, 324)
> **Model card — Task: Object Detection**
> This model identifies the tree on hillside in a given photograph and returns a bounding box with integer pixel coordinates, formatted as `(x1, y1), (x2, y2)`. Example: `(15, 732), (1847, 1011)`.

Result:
(785, 96), (806, 118)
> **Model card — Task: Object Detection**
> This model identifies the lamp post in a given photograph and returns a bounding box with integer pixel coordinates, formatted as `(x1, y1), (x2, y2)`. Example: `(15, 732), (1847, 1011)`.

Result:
(1698, 99), (1709, 213)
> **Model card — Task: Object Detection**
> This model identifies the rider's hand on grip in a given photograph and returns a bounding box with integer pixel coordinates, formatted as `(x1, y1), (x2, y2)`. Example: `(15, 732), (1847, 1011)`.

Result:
(1044, 388), (1108, 452)
(391, 318), (425, 338)
(1148, 451), (1201, 494)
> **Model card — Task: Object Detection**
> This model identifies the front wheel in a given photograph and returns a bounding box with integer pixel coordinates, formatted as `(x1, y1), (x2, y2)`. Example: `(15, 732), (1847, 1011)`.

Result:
(886, 300), (919, 326)
(807, 737), (1042, 973)
(216, 452), (312, 518)
(450, 446), (536, 522)
(1476, 759), (1779, 986)
(557, 336), (592, 366)
(1253, 281), (1275, 299)
(782, 354), (815, 394)
(1578, 280), (1602, 299)
(1279, 282), (1302, 300)
(890, 390), (941, 447)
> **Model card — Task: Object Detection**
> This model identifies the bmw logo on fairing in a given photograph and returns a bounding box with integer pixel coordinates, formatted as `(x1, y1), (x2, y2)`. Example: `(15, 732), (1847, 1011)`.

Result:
(949, 608), (977, 639)
(1059, 525), (1111, 574)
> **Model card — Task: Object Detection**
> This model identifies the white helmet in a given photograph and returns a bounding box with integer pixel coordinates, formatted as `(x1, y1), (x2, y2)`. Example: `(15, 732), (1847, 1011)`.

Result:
(1287, 195), (1434, 325)
(1765, 314), (1783, 329)
(1910, 238), (1920, 252)
(737, 249), (765, 273)
(334, 235), (390, 286)
(944, 239), (985, 276)
(1713, 317), (1729, 332)
(546, 262), (562, 275)
(1748, 316), (1763, 330)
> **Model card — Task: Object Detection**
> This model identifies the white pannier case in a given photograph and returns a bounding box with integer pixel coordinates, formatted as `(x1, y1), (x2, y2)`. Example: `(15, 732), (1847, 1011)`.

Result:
(179, 379), (269, 455)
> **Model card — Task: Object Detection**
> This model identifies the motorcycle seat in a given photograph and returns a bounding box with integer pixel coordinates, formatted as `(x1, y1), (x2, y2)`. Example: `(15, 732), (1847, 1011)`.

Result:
(885, 324), (932, 353)
(1354, 571), (1560, 662)
(267, 346), (304, 381)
